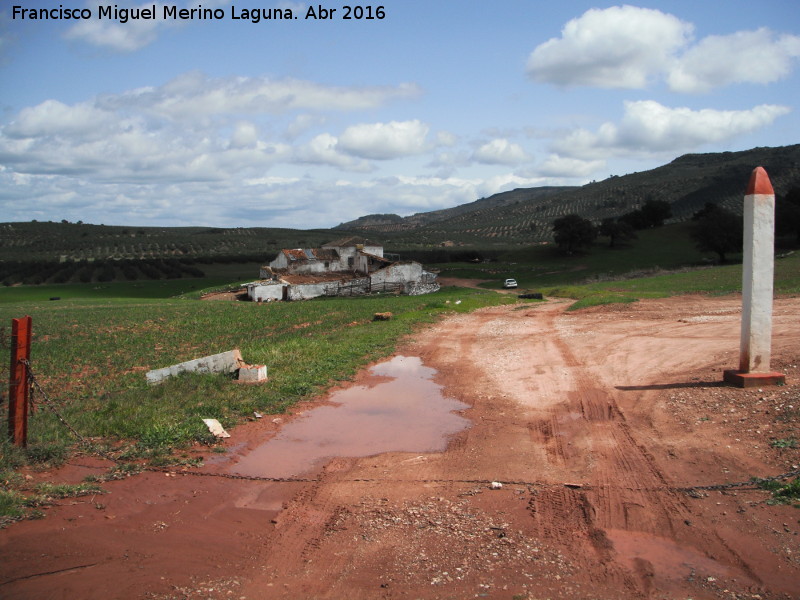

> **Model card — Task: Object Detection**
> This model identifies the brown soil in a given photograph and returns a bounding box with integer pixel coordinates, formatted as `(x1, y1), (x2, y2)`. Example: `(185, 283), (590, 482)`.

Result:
(437, 276), (491, 289)
(2, 295), (800, 599)
(200, 289), (248, 301)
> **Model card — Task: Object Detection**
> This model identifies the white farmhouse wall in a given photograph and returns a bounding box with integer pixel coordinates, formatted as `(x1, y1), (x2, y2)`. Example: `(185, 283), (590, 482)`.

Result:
(363, 244), (383, 257)
(268, 253), (289, 270)
(354, 253), (369, 274)
(370, 262), (423, 286)
(287, 282), (331, 300)
(333, 246), (357, 271)
(247, 282), (285, 302)
(286, 261), (330, 275)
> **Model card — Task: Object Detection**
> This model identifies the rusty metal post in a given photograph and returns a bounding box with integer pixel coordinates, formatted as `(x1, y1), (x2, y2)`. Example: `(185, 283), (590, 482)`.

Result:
(8, 316), (32, 447)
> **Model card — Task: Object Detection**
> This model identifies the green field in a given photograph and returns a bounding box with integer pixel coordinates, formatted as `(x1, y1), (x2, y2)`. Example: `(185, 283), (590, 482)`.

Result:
(433, 223), (799, 309)
(0, 286), (514, 496)
(1, 224), (799, 524)
(436, 222), (733, 287)
(550, 251), (800, 309)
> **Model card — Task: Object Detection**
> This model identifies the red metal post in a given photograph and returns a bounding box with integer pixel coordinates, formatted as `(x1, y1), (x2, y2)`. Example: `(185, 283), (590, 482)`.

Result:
(8, 316), (32, 447)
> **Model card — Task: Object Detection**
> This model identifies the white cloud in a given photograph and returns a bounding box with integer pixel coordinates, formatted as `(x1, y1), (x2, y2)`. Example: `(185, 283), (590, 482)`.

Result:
(435, 131), (458, 147)
(537, 155), (606, 178)
(4, 100), (118, 139)
(100, 72), (421, 118)
(0, 71), (424, 183)
(228, 121), (259, 149)
(63, 1), (238, 52)
(528, 7), (800, 93)
(337, 120), (431, 160)
(64, 1), (171, 52)
(668, 28), (800, 93)
(552, 100), (791, 159)
(472, 139), (530, 165)
(285, 114), (328, 139)
(527, 6), (692, 89)
(295, 133), (373, 172)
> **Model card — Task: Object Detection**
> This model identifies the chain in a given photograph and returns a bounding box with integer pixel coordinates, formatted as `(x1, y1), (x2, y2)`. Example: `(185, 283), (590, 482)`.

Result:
(677, 467), (800, 493)
(15, 359), (800, 493)
(145, 467), (319, 483)
(144, 468), (800, 494)
(22, 359), (118, 463)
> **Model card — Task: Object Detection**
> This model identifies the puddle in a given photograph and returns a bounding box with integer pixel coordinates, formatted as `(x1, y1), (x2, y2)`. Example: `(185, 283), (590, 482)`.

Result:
(228, 355), (470, 479)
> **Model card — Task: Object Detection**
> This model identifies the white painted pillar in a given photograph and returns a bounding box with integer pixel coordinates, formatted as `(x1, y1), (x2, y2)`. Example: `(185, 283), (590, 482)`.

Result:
(739, 166), (775, 374)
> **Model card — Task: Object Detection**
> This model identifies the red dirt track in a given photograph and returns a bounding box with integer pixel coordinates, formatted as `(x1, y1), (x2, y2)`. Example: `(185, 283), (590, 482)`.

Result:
(1, 295), (799, 599)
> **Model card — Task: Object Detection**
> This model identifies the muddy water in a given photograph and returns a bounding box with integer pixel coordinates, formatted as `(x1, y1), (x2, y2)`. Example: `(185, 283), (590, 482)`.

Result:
(228, 355), (470, 479)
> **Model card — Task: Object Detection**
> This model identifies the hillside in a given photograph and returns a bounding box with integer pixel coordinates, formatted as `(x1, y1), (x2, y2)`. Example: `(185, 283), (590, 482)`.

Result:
(338, 144), (800, 247)
(2, 145), (799, 267)
(0, 223), (340, 263)
(336, 186), (577, 232)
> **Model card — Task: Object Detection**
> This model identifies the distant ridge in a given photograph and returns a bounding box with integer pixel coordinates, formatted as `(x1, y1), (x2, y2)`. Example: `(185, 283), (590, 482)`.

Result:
(336, 186), (576, 232)
(336, 144), (800, 246)
(2, 145), (799, 263)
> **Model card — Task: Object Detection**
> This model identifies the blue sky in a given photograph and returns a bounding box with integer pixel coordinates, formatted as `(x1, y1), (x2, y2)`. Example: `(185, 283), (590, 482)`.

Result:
(1, 1), (798, 229)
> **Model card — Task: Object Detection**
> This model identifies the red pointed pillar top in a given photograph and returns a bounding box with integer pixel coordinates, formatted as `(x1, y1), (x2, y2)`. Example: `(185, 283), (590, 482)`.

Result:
(746, 166), (774, 196)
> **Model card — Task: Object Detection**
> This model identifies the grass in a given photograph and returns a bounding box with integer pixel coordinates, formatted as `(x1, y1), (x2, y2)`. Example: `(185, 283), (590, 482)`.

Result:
(1, 227), (798, 523)
(545, 251), (800, 310)
(0, 284), (512, 523)
(770, 438), (798, 449)
(0, 286), (512, 468)
(436, 222), (724, 289)
(0, 277), (239, 303)
(759, 478), (800, 508)
(434, 223), (800, 310)
(0, 475), (106, 526)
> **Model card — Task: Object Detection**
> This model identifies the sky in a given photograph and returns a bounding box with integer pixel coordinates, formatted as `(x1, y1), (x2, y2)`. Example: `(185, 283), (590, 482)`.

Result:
(1, 1), (798, 229)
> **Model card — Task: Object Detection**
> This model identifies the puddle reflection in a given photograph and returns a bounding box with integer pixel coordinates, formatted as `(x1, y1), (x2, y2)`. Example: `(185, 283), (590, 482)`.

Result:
(229, 355), (469, 478)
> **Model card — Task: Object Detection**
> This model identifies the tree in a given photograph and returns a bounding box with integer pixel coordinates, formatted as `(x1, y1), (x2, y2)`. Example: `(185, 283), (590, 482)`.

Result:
(620, 199), (672, 230)
(599, 218), (637, 248)
(689, 204), (742, 263)
(639, 199), (672, 228)
(552, 214), (597, 255)
(776, 187), (800, 244)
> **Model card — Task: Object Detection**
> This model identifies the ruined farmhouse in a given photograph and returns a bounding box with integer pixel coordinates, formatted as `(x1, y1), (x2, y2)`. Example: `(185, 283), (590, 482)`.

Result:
(246, 236), (439, 301)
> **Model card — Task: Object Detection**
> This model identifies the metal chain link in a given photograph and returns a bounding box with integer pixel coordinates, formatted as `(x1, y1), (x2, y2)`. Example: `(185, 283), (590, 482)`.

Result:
(0, 326), (10, 400)
(677, 467), (800, 493)
(16, 359), (800, 492)
(22, 358), (118, 463)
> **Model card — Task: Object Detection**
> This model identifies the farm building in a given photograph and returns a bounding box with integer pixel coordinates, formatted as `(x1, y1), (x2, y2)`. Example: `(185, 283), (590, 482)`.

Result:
(263, 236), (390, 277)
(247, 237), (439, 302)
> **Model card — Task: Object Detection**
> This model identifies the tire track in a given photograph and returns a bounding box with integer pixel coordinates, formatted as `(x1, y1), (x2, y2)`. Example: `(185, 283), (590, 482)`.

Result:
(540, 302), (763, 593)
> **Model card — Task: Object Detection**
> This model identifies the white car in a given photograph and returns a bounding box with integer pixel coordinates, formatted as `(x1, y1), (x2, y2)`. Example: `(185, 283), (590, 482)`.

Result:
(503, 278), (518, 289)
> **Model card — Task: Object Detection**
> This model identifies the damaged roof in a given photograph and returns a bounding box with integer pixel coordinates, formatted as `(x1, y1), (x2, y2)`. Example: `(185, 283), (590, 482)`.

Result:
(281, 248), (338, 262)
(361, 251), (393, 264)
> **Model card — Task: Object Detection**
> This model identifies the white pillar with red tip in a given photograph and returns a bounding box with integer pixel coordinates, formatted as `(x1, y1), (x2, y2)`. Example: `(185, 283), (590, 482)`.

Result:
(724, 166), (786, 387)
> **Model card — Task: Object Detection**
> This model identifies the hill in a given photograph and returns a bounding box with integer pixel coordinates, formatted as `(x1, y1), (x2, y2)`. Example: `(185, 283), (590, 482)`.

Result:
(2, 144), (799, 271)
(336, 186), (577, 232)
(337, 144), (800, 247)
(0, 223), (340, 264)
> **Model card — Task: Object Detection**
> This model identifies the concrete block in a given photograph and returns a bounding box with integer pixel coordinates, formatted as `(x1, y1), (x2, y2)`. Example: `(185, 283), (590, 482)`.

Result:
(146, 349), (244, 384)
(237, 364), (268, 383)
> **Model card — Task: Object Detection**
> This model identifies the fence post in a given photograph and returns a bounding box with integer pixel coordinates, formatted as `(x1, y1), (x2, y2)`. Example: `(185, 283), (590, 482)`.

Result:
(8, 316), (32, 447)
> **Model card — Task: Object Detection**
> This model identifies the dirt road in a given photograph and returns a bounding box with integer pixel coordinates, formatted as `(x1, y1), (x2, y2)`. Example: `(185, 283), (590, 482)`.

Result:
(2, 295), (799, 599)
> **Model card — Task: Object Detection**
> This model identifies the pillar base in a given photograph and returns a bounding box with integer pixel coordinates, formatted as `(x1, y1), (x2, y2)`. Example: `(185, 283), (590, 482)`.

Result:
(723, 369), (786, 388)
